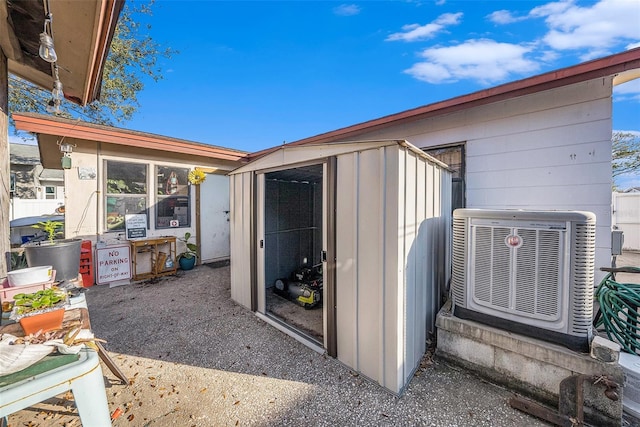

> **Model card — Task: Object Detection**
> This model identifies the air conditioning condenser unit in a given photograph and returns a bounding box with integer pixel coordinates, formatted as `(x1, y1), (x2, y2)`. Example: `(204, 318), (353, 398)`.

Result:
(451, 209), (596, 352)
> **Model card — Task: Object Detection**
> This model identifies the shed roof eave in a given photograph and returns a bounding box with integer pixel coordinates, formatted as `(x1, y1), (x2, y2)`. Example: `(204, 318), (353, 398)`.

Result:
(229, 139), (451, 175)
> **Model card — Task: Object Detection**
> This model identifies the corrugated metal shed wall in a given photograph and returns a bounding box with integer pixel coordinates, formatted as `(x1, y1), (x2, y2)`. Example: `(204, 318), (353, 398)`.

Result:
(335, 144), (451, 394)
(229, 140), (451, 394)
(229, 172), (253, 308)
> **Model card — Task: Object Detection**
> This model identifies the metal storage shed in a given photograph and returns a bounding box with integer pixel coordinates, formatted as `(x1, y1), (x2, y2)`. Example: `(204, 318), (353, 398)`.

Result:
(229, 139), (452, 394)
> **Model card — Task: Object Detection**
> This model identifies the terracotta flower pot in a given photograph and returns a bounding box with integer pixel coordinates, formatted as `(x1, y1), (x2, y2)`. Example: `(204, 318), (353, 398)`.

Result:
(19, 308), (65, 335)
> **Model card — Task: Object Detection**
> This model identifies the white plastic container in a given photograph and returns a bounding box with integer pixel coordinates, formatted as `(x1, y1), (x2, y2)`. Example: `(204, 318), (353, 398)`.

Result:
(6, 266), (53, 287)
(619, 351), (640, 418)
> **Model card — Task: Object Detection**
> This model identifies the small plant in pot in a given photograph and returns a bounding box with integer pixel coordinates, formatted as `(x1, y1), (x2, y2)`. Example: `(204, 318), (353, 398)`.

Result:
(11, 287), (69, 334)
(32, 220), (64, 243)
(22, 220), (83, 282)
(177, 232), (198, 270)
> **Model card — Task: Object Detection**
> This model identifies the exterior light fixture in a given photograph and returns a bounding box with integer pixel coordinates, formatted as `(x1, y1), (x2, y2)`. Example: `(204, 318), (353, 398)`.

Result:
(46, 98), (61, 114)
(51, 79), (63, 101)
(59, 142), (74, 154)
(58, 141), (75, 169)
(46, 66), (64, 114)
(38, 14), (57, 63)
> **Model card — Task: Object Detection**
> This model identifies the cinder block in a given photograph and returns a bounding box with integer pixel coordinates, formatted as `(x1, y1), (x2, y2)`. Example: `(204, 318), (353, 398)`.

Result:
(494, 348), (571, 393)
(437, 329), (495, 368)
(591, 336), (620, 363)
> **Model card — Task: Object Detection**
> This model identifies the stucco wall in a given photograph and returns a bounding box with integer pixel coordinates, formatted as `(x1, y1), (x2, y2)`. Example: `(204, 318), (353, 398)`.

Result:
(60, 139), (237, 263)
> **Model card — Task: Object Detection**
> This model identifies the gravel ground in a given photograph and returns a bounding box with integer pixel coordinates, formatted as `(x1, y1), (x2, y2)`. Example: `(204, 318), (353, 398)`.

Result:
(6, 262), (549, 427)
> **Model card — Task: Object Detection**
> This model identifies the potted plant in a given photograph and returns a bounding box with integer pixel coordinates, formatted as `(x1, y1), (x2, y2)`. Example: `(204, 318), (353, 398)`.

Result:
(11, 287), (68, 334)
(22, 220), (82, 282)
(33, 220), (64, 242)
(177, 232), (198, 270)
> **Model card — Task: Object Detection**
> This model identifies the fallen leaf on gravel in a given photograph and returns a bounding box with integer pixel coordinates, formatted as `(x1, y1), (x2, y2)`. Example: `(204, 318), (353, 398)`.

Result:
(148, 376), (156, 380)
(127, 414), (134, 421)
(234, 400), (240, 405)
(380, 413), (389, 418)
(200, 387), (208, 393)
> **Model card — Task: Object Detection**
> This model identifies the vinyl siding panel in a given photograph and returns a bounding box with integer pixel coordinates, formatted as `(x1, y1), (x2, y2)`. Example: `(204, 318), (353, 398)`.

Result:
(330, 78), (614, 284)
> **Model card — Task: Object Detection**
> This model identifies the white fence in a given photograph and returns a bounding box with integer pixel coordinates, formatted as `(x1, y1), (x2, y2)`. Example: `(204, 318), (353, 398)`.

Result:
(9, 199), (64, 221)
(612, 192), (640, 251)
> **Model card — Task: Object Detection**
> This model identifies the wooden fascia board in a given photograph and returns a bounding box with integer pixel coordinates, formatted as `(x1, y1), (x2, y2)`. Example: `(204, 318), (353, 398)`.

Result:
(13, 115), (246, 162)
(84, 0), (125, 104)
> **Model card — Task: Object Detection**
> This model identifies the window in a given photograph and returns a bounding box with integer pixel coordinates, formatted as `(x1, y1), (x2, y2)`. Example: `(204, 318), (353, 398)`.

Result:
(45, 186), (56, 200)
(105, 161), (147, 232)
(424, 144), (466, 211)
(156, 166), (190, 228)
(10, 173), (15, 193)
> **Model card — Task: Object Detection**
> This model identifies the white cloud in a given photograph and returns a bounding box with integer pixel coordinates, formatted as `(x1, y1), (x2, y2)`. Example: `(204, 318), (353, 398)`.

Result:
(487, 10), (526, 25)
(386, 12), (463, 42)
(614, 79), (640, 102)
(627, 42), (640, 50)
(404, 39), (538, 84)
(333, 4), (361, 17)
(8, 133), (36, 145)
(531, 0), (640, 53)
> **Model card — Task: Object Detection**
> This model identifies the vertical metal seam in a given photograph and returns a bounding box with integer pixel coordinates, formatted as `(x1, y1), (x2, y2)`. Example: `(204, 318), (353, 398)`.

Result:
(353, 153), (360, 369)
(326, 156), (338, 358)
(378, 146), (386, 386)
(250, 172), (257, 312)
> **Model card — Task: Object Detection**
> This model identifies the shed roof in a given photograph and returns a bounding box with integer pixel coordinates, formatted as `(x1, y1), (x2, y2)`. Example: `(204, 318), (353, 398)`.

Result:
(248, 48), (640, 160)
(12, 112), (248, 169)
(231, 139), (449, 175)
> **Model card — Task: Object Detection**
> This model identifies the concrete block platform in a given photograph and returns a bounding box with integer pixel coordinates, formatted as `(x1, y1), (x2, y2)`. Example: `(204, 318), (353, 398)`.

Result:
(436, 302), (624, 426)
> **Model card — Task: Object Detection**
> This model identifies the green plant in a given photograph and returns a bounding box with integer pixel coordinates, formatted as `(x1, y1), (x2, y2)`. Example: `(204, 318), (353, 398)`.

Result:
(177, 232), (198, 260)
(10, 251), (28, 270)
(13, 288), (67, 316)
(32, 220), (64, 243)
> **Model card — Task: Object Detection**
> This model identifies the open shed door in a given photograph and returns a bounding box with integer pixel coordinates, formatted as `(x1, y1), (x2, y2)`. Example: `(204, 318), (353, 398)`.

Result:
(255, 163), (334, 352)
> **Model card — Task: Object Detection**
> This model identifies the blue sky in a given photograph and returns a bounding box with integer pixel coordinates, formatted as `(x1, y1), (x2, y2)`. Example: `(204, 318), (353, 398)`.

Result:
(11, 0), (640, 188)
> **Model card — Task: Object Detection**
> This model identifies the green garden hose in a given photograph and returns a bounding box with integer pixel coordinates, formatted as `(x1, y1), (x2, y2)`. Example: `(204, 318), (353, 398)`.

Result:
(594, 268), (640, 355)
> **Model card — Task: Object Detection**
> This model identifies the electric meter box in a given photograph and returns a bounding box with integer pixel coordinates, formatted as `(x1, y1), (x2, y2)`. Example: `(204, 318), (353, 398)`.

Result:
(612, 230), (624, 256)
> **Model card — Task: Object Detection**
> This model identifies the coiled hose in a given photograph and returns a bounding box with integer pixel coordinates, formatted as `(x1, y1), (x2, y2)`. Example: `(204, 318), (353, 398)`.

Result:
(593, 267), (640, 354)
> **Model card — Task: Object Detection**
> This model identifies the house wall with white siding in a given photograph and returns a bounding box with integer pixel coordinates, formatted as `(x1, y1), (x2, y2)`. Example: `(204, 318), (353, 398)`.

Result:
(329, 77), (614, 282)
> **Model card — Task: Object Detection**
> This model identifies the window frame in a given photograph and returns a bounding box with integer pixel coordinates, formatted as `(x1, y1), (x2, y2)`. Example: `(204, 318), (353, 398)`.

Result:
(104, 160), (149, 233)
(155, 165), (191, 229)
(423, 143), (466, 211)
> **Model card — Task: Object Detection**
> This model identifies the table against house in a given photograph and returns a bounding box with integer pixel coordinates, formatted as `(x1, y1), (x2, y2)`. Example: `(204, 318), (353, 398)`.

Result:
(129, 236), (178, 281)
(0, 292), (113, 426)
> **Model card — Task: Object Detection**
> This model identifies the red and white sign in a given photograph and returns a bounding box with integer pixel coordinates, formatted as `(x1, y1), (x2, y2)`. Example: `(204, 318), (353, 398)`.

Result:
(96, 244), (131, 284)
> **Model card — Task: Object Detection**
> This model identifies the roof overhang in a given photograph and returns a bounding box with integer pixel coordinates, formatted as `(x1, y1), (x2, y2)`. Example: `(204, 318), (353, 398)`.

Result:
(1, 0), (124, 105)
(231, 139), (449, 175)
(248, 47), (640, 160)
(12, 112), (248, 169)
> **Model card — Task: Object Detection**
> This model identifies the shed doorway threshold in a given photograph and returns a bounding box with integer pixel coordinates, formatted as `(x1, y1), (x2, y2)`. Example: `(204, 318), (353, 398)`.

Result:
(256, 312), (325, 355)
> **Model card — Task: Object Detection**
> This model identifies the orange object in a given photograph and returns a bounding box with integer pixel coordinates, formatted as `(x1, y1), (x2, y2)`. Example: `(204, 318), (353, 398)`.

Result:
(111, 407), (123, 420)
(19, 308), (65, 335)
(80, 240), (94, 287)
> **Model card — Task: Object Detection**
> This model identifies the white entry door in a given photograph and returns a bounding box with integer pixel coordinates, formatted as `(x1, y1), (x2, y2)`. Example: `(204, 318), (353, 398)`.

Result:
(199, 174), (230, 262)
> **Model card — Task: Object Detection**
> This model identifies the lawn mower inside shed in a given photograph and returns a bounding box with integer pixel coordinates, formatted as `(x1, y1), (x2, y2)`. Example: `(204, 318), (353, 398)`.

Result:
(274, 264), (323, 309)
